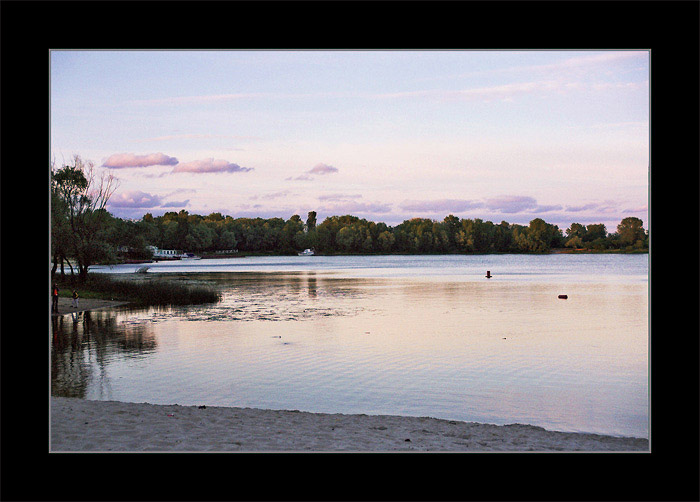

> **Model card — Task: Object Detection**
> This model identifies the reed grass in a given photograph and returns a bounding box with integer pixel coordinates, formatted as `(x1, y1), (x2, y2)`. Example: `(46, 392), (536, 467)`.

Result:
(56, 273), (221, 306)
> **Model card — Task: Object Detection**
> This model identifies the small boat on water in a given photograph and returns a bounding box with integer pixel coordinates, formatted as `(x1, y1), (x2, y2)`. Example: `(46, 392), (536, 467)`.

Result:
(298, 248), (315, 256)
(180, 252), (201, 260)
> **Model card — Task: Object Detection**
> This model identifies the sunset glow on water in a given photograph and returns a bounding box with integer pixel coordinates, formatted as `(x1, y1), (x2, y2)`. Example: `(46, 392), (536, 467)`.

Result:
(53, 254), (648, 437)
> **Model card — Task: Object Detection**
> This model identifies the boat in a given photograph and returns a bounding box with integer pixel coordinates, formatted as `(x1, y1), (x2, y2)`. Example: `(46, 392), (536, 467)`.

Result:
(298, 248), (315, 256)
(180, 252), (201, 260)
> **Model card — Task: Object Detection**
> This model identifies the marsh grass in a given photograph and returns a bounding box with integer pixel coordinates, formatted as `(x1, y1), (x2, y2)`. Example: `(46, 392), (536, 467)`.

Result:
(56, 273), (221, 306)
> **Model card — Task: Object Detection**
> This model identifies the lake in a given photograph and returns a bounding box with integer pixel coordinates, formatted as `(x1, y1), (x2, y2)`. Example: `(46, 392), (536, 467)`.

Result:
(51, 254), (649, 438)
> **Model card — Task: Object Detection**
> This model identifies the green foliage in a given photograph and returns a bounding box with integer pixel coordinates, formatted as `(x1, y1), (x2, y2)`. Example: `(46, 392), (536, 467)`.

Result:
(51, 159), (647, 267)
(306, 211), (317, 231)
(51, 156), (118, 279)
(617, 217), (646, 247)
(565, 236), (584, 248)
(584, 223), (607, 242)
(126, 212), (644, 255)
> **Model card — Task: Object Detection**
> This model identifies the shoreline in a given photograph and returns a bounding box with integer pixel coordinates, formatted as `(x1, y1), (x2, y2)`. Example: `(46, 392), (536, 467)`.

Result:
(50, 397), (649, 452)
(51, 297), (129, 316)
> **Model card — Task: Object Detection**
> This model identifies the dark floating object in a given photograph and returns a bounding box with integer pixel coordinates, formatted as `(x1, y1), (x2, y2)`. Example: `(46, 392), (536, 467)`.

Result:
(485, 270), (492, 278)
(558, 295), (568, 299)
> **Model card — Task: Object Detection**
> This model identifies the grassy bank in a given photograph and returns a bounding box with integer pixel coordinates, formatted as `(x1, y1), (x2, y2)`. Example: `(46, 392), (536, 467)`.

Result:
(53, 273), (221, 306)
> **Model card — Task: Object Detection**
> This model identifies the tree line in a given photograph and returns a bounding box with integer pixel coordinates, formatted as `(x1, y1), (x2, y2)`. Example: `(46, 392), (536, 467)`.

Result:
(51, 156), (649, 279)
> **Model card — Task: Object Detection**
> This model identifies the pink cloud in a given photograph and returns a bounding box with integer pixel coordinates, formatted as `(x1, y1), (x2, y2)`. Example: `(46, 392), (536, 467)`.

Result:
(103, 152), (178, 168)
(308, 163), (338, 175)
(484, 195), (538, 213)
(483, 195), (561, 214)
(171, 158), (253, 174)
(287, 163), (339, 181)
(565, 203), (600, 212)
(285, 174), (314, 181)
(109, 190), (164, 208)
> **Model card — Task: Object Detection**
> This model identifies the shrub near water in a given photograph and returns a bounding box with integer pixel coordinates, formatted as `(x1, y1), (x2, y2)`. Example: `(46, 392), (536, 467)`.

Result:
(72, 273), (221, 306)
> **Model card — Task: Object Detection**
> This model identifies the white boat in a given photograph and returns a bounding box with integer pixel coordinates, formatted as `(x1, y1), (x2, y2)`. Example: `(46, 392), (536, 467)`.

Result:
(180, 252), (201, 260)
(298, 248), (315, 256)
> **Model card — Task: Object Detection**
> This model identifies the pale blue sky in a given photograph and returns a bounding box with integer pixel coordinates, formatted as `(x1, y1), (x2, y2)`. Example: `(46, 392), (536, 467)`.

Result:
(50, 50), (649, 231)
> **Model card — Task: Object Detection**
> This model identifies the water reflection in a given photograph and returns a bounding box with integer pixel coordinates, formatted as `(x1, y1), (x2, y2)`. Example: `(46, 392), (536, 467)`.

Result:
(50, 269), (648, 437)
(153, 272), (373, 322)
(51, 310), (157, 399)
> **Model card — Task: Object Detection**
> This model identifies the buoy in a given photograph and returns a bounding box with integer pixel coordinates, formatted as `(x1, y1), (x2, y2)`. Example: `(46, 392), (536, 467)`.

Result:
(558, 294), (568, 299)
(485, 270), (492, 278)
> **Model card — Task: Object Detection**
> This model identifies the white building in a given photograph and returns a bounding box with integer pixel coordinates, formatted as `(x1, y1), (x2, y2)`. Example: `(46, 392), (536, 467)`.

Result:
(147, 246), (182, 259)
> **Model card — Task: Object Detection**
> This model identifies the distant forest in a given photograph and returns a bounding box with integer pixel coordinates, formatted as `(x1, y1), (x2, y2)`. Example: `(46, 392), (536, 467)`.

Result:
(51, 157), (649, 277)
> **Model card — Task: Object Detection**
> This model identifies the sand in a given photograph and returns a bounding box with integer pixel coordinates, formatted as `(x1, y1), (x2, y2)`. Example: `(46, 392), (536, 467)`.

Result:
(50, 397), (649, 452)
(51, 297), (129, 316)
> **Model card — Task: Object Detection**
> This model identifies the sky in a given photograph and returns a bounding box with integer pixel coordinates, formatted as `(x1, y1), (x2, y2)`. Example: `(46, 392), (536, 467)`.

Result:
(50, 50), (649, 232)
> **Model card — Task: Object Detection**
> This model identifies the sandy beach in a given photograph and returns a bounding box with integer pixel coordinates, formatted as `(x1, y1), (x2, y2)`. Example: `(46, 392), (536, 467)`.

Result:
(50, 397), (648, 452)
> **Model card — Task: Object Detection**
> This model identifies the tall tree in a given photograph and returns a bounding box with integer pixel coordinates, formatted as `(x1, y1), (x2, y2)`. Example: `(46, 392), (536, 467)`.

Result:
(51, 161), (75, 277)
(51, 155), (118, 280)
(617, 217), (646, 247)
(306, 211), (317, 232)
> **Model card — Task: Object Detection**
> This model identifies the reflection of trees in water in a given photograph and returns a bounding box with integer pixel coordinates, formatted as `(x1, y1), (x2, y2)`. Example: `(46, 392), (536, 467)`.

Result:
(51, 310), (157, 399)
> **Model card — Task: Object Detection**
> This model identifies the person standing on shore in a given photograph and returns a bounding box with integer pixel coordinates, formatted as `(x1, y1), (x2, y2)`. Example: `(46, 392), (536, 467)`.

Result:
(71, 289), (79, 309)
(52, 284), (60, 313)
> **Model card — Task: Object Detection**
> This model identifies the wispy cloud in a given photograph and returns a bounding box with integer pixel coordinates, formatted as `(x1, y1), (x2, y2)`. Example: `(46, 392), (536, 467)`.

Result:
(249, 190), (292, 201)
(171, 158), (253, 174)
(109, 190), (164, 208)
(400, 199), (484, 213)
(103, 152), (178, 168)
(439, 51), (648, 82)
(286, 174), (314, 181)
(318, 193), (363, 202)
(483, 195), (540, 213)
(374, 77), (646, 104)
(129, 92), (348, 107)
(318, 200), (393, 214)
(397, 196), (563, 216)
(565, 203), (600, 212)
(130, 93), (267, 106)
(108, 189), (191, 209)
(565, 200), (619, 213)
(376, 80), (561, 102)
(505, 51), (648, 76)
(136, 133), (262, 142)
(160, 199), (190, 208)
(287, 163), (339, 181)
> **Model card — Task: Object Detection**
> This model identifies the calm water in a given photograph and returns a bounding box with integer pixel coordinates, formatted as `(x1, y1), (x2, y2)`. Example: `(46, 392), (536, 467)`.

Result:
(52, 254), (649, 438)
